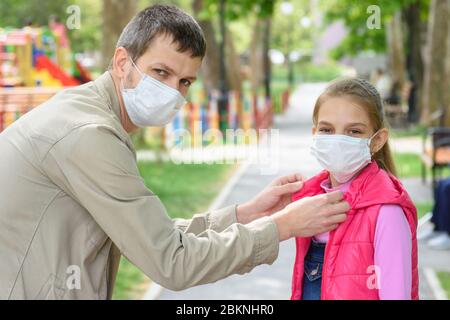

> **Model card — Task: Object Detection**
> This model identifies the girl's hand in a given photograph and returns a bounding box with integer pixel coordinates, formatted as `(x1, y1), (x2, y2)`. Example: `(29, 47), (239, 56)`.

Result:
(236, 173), (305, 224)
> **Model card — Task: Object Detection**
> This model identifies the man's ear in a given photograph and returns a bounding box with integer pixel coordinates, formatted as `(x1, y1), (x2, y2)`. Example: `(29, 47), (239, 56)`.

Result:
(112, 47), (129, 79)
(371, 128), (389, 154)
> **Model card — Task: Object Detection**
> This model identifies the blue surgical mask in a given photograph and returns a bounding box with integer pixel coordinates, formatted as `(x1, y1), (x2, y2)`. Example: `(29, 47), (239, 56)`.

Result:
(310, 132), (378, 183)
(121, 59), (186, 127)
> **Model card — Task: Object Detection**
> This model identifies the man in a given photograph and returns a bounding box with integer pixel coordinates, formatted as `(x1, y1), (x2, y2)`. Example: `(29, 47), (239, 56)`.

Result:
(0, 5), (349, 299)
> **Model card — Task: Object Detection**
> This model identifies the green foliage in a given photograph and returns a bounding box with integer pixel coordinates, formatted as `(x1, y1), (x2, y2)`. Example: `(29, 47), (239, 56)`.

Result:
(202, 0), (275, 21)
(270, 0), (313, 55)
(323, 0), (429, 59)
(0, 0), (102, 54)
(68, 0), (102, 54)
(0, 0), (70, 27)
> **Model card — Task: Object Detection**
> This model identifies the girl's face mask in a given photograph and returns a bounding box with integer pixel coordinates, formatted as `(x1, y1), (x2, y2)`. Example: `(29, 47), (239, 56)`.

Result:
(310, 132), (378, 183)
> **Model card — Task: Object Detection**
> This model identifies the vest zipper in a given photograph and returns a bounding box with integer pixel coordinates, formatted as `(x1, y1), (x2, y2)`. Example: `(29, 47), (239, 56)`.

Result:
(321, 231), (333, 300)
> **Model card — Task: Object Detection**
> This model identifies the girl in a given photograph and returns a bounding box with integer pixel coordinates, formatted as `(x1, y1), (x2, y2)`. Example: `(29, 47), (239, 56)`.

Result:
(290, 78), (418, 300)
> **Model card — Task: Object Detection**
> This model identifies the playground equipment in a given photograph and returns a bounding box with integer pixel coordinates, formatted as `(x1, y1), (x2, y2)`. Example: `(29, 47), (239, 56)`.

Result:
(0, 87), (60, 132)
(158, 87), (273, 149)
(0, 26), (91, 88)
(0, 26), (92, 133)
(0, 28), (279, 144)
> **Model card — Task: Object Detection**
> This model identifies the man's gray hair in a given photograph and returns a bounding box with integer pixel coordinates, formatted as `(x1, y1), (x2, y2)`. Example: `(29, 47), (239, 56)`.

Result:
(114, 4), (206, 66)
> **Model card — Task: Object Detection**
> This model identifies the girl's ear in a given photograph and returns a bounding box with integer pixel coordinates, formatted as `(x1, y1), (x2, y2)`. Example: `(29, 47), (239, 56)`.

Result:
(370, 128), (389, 155)
(312, 126), (317, 135)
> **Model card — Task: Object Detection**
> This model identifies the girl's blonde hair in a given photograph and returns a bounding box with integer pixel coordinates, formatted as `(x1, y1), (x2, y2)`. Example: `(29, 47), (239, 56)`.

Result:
(312, 77), (397, 176)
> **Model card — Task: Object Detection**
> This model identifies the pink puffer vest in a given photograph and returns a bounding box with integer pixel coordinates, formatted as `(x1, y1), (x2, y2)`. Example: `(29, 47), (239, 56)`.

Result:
(290, 162), (419, 300)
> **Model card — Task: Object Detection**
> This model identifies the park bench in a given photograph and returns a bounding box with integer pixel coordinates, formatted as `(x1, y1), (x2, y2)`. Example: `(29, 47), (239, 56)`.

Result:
(420, 108), (450, 190)
(384, 82), (411, 127)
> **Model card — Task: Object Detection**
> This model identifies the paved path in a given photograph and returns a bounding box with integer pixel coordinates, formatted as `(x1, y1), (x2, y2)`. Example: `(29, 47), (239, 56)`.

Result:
(157, 83), (448, 300)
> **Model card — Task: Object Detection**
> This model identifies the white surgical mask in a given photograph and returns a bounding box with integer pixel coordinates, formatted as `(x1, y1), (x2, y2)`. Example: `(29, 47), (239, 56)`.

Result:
(121, 59), (186, 127)
(310, 132), (378, 183)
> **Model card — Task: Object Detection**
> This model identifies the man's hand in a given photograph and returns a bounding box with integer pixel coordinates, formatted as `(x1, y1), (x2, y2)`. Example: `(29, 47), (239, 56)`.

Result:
(236, 173), (304, 224)
(271, 191), (349, 241)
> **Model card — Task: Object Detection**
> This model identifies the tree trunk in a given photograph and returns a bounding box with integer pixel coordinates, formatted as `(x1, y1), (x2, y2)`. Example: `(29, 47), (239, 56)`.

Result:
(403, 1), (425, 123)
(420, 0), (450, 125)
(249, 19), (265, 96)
(386, 12), (406, 89)
(101, 0), (137, 71)
(444, 5), (450, 126)
(262, 18), (272, 99)
(192, 0), (221, 91)
(225, 33), (242, 92)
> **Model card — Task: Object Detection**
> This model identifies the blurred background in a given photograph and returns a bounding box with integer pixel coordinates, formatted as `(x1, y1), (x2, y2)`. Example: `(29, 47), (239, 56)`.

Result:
(1, 0), (449, 300)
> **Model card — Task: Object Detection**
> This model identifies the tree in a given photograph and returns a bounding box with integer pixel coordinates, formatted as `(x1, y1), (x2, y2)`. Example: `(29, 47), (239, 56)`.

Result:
(324, 0), (430, 119)
(420, 0), (450, 125)
(0, 0), (70, 27)
(386, 12), (406, 88)
(192, 0), (221, 91)
(270, 0), (313, 87)
(446, 18), (450, 126)
(249, 18), (266, 95)
(101, 0), (138, 71)
(403, 0), (426, 122)
(197, 0), (276, 95)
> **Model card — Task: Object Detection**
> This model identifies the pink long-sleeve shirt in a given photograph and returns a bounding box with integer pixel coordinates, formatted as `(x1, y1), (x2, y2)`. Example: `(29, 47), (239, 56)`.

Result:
(314, 178), (412, 300)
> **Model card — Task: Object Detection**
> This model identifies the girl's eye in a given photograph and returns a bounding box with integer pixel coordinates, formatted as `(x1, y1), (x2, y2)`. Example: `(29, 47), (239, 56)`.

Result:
(181, 79), (192, 87)
(349, 129), (363, 135)
(318, 128), (332, 133)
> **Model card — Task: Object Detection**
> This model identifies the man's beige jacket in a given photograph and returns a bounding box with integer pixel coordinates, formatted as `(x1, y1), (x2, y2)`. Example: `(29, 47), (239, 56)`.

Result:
(0, 72), (279, 300)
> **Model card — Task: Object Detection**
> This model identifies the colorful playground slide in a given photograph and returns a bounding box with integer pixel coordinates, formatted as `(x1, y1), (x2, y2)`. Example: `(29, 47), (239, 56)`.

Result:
(35, 54), (80, 87)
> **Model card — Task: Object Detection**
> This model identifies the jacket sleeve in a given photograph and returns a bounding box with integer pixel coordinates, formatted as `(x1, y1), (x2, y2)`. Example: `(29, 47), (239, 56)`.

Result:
(42, 124), (279, 291)
(173, 205), (238, 235)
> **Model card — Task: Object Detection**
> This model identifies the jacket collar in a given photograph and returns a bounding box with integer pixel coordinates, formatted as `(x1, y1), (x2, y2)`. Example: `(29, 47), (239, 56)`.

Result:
(93, 71), (123, 123)
(292, 161), (414, 215)
(93, 71), (137, 159)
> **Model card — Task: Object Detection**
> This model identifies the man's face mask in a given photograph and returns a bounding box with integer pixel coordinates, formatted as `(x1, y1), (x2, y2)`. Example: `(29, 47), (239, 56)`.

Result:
(310, 132), (379, 183)
(121, 59), (186, 127)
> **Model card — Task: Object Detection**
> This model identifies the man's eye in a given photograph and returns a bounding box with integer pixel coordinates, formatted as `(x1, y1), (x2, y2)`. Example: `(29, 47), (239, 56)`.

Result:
(154, 69), (167, 76)
(181, 79), (192, 87)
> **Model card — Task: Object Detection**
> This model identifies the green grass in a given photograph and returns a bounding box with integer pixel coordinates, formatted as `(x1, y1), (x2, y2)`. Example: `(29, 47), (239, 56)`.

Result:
(112, 161), (236, 299)
(391, 125), (426, 138)
(138, 162), (237, 219)
(392, 153), (435, 220)
(113, 257), (150, 300)
(394, 153), (424, 178)
(437, 272), (450, 299)
(394, 152), (450, 179)
(415, 201), (433, 220)
(271, 62), (344, 84)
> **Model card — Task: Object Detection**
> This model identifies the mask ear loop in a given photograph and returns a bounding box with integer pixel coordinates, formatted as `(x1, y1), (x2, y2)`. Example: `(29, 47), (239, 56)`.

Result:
(368, 130), (380, 157)
(130, 59), (145, 77)
(121, 58), (144, 91)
